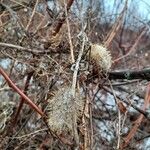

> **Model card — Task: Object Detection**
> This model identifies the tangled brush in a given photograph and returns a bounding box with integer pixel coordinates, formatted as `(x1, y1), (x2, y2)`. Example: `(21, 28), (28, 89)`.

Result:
(90, 44), (112, 71)
(0, 101), (15, 133)
(47, 86), (85, 136)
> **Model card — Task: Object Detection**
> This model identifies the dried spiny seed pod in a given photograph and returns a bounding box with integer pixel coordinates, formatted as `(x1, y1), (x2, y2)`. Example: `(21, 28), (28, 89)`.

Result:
(47, 86), (85, 136)
(90, 44), (112, 71)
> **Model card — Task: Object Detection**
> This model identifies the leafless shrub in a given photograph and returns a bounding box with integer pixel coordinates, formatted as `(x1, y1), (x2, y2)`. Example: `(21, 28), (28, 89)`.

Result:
(0, 0), (150, 149)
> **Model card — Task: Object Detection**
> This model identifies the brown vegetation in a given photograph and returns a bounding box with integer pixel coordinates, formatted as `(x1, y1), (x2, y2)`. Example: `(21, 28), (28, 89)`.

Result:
(0, 0), (150, 149)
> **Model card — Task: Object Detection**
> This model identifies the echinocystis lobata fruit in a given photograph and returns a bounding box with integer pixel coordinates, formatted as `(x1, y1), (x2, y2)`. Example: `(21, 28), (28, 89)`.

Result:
(90, 44), (112, 71)
(47, 86), (85, 136)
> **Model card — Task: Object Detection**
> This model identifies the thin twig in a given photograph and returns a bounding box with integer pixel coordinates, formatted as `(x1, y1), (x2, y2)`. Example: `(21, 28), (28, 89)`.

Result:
(113, 27), (147, 62)
(11, 128), (48, 139)
(13, 71), (34, 126)
(72, 36), (85, 96)
(108, 80), (121, 149)
(0, 42), (51, 55)
(104, 0), (128, 47)
(71, 35), (85, 148)
(103, 86), (150, 120)
(121, 83), (150, 148)
(25, 0), (39, 31)
(64, 0), (75, 63)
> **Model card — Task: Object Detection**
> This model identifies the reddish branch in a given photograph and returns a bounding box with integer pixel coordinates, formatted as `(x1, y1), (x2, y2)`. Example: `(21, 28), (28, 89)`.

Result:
(121, 83), (150, 148)
(44, 0), (74, 49)
(0, 67), (44, 117)
(114, 26), (148, 62)
(52, 0), (74, 36)
(104, 0), (128, 47)
(13, 71), (34, 125)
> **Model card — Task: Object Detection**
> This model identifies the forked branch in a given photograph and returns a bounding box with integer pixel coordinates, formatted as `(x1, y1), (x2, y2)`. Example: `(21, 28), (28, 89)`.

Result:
(0, 67), (44, 117)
